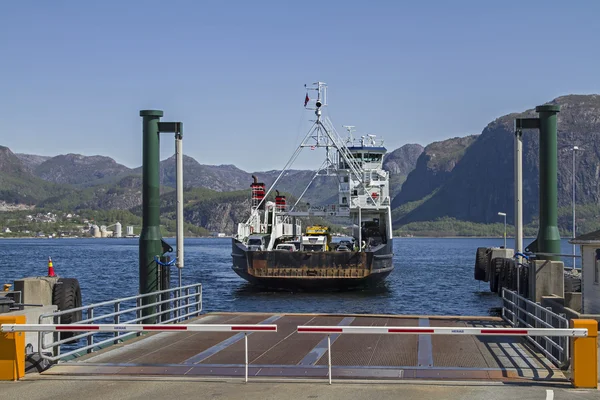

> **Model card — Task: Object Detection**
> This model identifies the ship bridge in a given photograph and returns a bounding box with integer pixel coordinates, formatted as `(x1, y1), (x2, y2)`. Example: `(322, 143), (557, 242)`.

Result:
(334, 131), (390, 213)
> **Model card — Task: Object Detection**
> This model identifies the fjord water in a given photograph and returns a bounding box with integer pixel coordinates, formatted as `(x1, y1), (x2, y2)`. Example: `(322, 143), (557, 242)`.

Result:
(0, 238), (579, 316)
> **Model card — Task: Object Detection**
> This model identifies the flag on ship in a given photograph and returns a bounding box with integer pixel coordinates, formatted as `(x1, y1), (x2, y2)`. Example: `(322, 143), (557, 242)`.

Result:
(304, 93), (309, 107)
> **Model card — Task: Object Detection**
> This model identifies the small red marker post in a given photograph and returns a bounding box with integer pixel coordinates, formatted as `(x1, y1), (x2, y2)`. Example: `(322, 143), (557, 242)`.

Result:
(47, 257), (56, 277)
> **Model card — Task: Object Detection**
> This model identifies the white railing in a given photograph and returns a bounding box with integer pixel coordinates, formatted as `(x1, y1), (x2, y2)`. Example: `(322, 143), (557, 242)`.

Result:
(1, 322), (276, 383)
(297, 325), (587, 384)
(36, 283), (202, 363)
(501, 288), (570, 367)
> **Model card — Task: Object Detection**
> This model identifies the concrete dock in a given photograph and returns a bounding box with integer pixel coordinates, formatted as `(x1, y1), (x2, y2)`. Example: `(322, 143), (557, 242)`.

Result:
(38, 312), (566, 383)
(3, 377), (599, 400)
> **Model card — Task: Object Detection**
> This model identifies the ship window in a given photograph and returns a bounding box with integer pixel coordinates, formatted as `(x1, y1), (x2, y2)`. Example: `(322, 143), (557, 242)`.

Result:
(342, 197), (347, 204)
(343, 176), (348, 182)
(364, 153), (382, 163)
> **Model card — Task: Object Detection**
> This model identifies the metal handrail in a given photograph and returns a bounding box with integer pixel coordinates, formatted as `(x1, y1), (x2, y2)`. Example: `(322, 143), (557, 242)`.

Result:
(40, 283), (200, 318)
(501, 288), (569, 367)
(42, 296), (200, 348)
(526, 252), (581, 258)
(502, 298), (568, 328)
(38, 283), (202, 363)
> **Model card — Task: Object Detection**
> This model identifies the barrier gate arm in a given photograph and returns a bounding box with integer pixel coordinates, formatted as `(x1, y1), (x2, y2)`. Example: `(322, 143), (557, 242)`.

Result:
(0, 323), (277, 383)
(297, 325), (593, 386)
(0, 324), (277, 333)
(296, 326), (588, 336)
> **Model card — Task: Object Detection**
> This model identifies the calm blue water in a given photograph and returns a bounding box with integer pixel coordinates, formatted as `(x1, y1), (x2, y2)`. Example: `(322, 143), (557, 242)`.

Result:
(0, 237), (579, 316)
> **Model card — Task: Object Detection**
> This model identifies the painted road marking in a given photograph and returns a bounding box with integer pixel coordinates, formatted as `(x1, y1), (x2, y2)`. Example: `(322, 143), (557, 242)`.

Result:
(417, 318), (434, 367)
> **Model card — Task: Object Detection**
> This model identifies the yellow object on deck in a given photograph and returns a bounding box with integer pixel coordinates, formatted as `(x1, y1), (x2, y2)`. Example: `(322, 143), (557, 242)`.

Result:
(305, 225), (330, 235)
(570, 319), (598, 389)
(0, 315), (25, 381)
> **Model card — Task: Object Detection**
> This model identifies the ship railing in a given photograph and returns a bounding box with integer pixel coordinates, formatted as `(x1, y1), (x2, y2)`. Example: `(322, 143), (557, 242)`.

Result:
(501, 288), (570, 367)
(296, 324), (587, 385)
(36, 283), (202, 363)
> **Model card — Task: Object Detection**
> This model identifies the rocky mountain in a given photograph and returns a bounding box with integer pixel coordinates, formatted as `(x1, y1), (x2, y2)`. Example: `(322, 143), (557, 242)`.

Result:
(157, 155), (251, 192)
(39, 175), (146, 211)
(394, 94), (600, 226)
(392, 136), (477, 211)
(12, 139), (421, 208)
(383, 144), (424, 176)
(15, 153), (51, 172)
(0, 146), (72, 204)
(3, 141), (427, 232)
(0, 146), (29, 176)
(34, 154), (132, 187)
(181, 190), (251, 234)
(383, 143), (424, 199)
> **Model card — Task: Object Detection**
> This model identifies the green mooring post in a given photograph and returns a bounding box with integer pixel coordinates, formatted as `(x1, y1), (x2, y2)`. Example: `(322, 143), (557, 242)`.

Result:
(536, 104), (561, 261)
(139, 109), (164, 323)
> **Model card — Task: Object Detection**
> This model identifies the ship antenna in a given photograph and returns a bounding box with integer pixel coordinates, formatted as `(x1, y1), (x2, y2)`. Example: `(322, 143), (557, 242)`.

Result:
(314, 81), (325, 121)
(343, 125), (355, 144)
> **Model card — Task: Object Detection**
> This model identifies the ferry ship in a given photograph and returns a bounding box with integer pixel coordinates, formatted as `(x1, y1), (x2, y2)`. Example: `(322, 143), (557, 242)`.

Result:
(231, 82), (394, 290)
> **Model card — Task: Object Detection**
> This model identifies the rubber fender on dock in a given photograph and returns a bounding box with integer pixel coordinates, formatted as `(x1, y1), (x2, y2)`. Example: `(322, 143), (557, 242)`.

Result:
(502, 258), (515, 291)
(52, 278), (82, 341)
(474, 247), (487, 281)
(509, 259), (518, 291)
(489, 258), (502, 293)
(496, 260), (505, 297)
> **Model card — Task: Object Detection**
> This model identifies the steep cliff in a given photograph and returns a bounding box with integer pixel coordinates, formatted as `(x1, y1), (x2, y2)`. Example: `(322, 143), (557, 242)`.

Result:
(391, 136), (477, 210)
(395, 94), (600, 225)
(383, 143), (424, 198)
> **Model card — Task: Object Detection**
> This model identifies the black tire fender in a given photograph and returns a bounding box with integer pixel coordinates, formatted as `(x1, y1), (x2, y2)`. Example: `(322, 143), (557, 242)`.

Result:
(52, 278), (83, 340)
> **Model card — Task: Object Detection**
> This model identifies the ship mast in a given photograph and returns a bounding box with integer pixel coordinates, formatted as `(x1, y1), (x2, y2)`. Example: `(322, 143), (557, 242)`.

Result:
(244, 81), (389, 222)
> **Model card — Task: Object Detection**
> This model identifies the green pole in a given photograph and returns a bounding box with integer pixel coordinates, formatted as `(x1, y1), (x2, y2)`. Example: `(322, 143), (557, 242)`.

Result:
(139, 110), (164, 322)
(535, 104), (561, 261)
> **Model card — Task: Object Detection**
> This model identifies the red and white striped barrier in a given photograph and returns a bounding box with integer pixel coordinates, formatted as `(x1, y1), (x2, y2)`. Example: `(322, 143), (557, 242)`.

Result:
(0, 322), (277, 384)
(0, 324), (277, 333)
(297, 326), (587, 337)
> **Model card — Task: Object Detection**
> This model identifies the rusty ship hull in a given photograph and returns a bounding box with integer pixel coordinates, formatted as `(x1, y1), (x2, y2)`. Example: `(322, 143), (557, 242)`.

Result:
(231, 239), (394, 290)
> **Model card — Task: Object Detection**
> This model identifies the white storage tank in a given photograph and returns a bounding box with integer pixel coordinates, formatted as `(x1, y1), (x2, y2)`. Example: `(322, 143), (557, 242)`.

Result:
(126, 226), (134, 236)
(115, 222), (122, 238)
(92, 225), (101, 238)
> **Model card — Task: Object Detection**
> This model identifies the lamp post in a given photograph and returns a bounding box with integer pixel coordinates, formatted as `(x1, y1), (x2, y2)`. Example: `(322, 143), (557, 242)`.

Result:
(498, 212), (507, 248)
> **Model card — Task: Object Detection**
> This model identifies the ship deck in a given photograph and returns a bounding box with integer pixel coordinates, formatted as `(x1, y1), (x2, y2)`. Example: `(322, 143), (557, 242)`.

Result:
(40, 312), (568, 384)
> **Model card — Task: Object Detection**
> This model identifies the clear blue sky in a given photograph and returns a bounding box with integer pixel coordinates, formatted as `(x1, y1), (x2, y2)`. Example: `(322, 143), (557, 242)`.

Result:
(2, 1), (599, 172)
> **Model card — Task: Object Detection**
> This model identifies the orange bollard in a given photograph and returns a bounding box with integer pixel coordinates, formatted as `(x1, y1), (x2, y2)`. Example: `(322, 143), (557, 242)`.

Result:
(0, 315), (26, 380)
(570, 319), (598, 389)
(47, 257), (56, 277)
